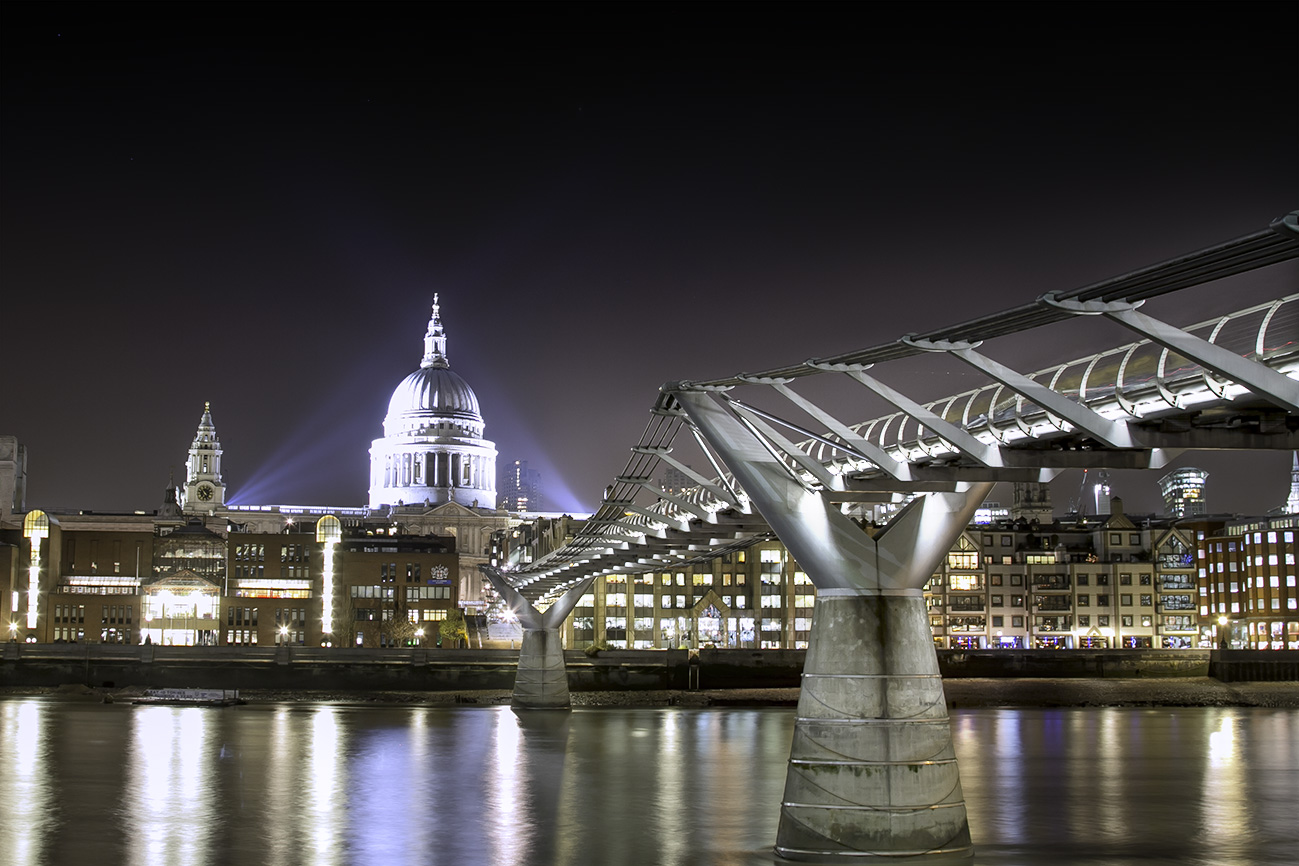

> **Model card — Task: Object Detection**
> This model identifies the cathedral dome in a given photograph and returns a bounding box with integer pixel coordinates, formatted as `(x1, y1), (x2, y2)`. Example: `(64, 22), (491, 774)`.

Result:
(370, 296), (497, 510)
(385, 365), (482, 431)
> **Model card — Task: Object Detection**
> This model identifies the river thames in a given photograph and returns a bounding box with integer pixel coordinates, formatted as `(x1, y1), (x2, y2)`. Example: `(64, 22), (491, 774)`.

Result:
(1, 698), (1295, 865)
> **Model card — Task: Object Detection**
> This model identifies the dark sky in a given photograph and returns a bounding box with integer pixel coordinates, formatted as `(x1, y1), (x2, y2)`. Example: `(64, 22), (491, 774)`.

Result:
(2, 5), (1295, 518)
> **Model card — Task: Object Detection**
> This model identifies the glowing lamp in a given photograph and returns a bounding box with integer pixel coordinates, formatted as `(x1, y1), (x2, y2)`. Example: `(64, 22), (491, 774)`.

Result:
(22, 510), (50, 633)
(316, 515), (342, 638)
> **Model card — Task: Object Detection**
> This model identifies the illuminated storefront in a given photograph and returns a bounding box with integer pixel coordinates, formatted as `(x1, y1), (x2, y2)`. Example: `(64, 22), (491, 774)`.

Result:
(141, 573), (221, 646)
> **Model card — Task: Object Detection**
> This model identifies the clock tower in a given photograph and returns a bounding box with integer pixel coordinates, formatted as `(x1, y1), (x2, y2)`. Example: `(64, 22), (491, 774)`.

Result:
(182, 402), (226, 515)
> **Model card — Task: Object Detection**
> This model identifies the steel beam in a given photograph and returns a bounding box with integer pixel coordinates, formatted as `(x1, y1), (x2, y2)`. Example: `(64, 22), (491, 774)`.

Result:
(617, 477), (714, 521)
(632, 445), (741, 506)
(814, 363), (1004, 467)
(1042, 294), (1299, 412)
(905, 337), (1138, 448)
(767, 381), (914, 480)
(727, 399), (840, 489)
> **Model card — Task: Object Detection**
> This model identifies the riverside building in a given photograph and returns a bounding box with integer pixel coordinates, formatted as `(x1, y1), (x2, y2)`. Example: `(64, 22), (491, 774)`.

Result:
(1, 298), (509, 646)
(1198, 515), (1299, 649)
(493, 493), (1290, 651)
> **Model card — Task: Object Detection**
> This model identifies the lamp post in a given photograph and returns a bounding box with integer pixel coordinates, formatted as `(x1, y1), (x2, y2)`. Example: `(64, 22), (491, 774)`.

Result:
(1217, 614), (1230, 650)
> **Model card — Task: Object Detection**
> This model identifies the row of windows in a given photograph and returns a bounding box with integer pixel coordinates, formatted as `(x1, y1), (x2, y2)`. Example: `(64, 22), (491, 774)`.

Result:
(933, 612), (1172, 631)
(376, 562), (451, 583)
(231, 543), (315, 563)
(597, 594), (756, 611)
(235, 588), (311, 599)
(274, 608), (307, 628)
(406, 586), (451, 600)
(656, 573), (754, 586)
(1212, 531), (1296, 551)
(352, 586), (396, 600)
(938, 572), (1161, 588)
(233, 544), (267, 561)
(1204, 599), (1299, 614)
(980, 532), (1149, 548)
(101, 604), (133, 624)
(53, 604), (86, 623)
(1201, 575), (1297, 589)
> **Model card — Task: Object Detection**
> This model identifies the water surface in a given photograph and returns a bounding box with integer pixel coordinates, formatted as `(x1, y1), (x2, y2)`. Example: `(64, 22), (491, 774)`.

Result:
(0, 699), (1294, 865)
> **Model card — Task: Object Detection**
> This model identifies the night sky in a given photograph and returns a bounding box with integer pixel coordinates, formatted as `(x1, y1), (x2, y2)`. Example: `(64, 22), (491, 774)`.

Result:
(2, 6), (1295, 518)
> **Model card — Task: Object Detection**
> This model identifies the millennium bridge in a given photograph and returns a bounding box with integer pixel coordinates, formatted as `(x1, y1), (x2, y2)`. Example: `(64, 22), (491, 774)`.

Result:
(482, 211), (1299, 863)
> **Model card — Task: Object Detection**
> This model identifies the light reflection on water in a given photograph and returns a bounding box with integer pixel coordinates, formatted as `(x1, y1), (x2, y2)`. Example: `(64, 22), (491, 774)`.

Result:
(0, 700), (1296, 866)
(0, 700), (53, 864)
(953, 707), (1299, 866)
(126, 707), (217, 866)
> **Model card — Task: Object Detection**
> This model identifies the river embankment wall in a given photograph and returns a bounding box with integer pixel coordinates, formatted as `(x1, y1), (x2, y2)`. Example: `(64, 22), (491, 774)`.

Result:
(2, 645), (1295, 692)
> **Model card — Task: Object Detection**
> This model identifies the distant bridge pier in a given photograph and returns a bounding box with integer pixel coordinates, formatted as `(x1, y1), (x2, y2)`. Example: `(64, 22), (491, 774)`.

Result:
(671, 386), (990, 863)
(481, 566), (595, 710)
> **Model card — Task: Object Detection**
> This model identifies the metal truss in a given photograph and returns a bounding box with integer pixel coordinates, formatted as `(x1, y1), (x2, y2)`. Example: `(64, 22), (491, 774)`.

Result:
(497, 211), (1299, 604)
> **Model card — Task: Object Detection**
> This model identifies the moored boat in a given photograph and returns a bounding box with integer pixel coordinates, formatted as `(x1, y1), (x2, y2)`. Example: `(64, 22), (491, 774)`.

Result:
(132, 688), (244, 707)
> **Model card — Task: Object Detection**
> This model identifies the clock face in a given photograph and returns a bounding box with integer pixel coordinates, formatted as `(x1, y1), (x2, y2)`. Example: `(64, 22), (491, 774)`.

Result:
(197, 484), (214, 502)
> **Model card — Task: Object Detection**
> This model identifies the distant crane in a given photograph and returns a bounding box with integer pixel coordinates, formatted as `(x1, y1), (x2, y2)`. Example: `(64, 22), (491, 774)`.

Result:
(1068, 468), (1112, 517)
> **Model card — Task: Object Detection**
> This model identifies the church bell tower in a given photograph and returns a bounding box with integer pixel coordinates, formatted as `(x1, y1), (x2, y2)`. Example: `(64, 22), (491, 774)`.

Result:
(182, 402), (226, 515)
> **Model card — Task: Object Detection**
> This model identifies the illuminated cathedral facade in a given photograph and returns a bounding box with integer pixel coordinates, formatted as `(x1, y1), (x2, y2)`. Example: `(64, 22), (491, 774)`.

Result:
(368, 295), (497, 510)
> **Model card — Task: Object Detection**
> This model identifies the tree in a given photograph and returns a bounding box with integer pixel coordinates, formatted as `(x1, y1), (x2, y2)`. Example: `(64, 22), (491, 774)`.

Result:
(381, 612), (418, 647)
(439, 609), (468, 648)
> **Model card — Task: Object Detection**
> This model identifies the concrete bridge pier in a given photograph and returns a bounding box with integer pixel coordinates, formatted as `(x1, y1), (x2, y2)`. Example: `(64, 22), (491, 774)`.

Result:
(776, 588), (970, 863)
(513, 626), (571, 709)
(671, 387), (989, 863)
(481, 565), (595, 710)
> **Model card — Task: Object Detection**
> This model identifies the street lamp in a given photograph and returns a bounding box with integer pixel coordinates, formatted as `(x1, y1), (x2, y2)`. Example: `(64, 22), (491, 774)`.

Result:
(1217, 615), (1230, 650)
(415, 627), (425, 647)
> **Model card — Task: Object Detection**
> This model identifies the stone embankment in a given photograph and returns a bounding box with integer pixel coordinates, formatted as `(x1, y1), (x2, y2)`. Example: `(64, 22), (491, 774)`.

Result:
(11, 678), (1297, 708)
(205, 678), (1299, 708)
